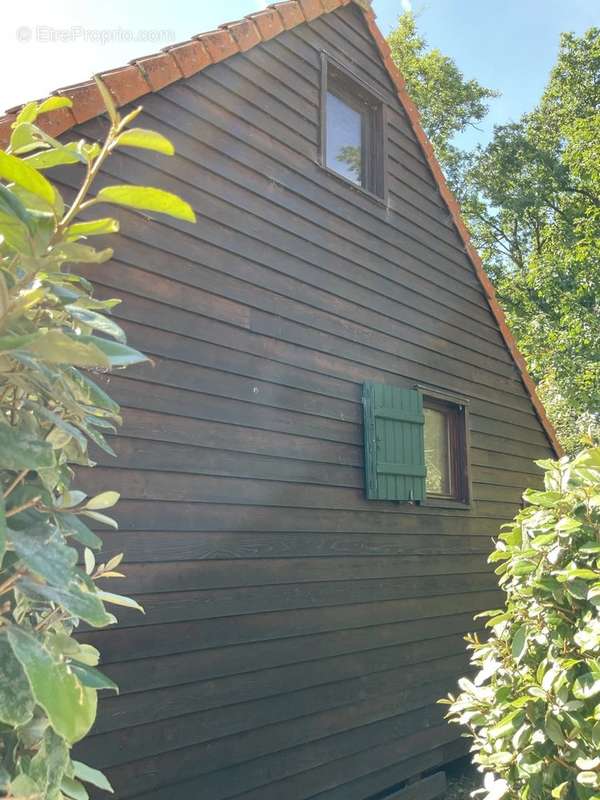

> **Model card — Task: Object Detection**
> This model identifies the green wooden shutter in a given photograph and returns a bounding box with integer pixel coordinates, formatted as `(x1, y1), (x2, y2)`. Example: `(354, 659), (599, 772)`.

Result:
(362, 382), (426, 502)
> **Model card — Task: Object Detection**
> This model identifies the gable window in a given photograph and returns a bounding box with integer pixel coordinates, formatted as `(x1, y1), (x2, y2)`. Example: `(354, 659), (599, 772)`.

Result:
(320, 53), (385, 199)
(362, 383), (470, 505)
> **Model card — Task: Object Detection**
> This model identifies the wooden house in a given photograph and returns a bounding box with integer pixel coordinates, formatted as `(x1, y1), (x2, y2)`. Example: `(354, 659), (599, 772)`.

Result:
(0, 1), (561, 797)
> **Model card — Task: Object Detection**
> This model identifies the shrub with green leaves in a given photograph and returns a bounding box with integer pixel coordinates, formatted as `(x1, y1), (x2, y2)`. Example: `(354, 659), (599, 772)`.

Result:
(442, 448), (600, 800)
(0, 82), (195, 799)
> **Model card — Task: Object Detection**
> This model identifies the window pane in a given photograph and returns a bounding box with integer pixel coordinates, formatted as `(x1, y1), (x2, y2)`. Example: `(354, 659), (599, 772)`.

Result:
(424, 408), (451, 495)
(326, 91), (363, 184)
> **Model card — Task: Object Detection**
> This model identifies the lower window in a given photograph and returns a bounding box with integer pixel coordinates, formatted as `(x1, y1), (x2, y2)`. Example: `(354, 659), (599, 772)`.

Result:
(362, 382), (470, 505)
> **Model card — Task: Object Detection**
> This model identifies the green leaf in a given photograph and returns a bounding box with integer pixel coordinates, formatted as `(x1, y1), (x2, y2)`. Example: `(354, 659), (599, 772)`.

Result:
(10, 525), (78, 586)
(97, 590), (144, 614)
(523, 489), (563, 507)
(80, 509), (118, 528)
(577, 772), (599, 788)
(85, 491), (119, 510)
(67, 218), (119, 239)
(7, 626), (97, 744)
(489, 709), (525, 739)
(0, 209), (33, 251)
(592, 720), (600, 747)
(70, 663), (118, 693)
(0, 497), (6, 567)
(58, 513), (102, 549)
(511, 625), (528, 662)
(61, 776), (89, 800)
(96, 185), (196, 222)
(76, 335), (147, 367)
(84, 547), (95, 575)
(25, 581), (116, 628)
(14, 102), (39, 126)
(0, 333), (39, 352)
(557, 568), (599, 581)
(72, 644), (100, 667)
(0, 425), (54, 470)
(0, 150), (55, 206)
(29, 726), (69, 798)
(94, 77), (119, 125)
(116, 128), (175, 155)
(67, 306), (127, 343)
(9, 774), (41, 797)
(37, 96), (73, 114)
(65, 367), (120, 416)
(26, 401), (87, 450)
(545, 716), (565, 745)
(25, 146), (82, 170)
(50, 242), (113, 264)
(0, 635), (34, 726)
(580, 542), (600, 554)
(25, 331), (111, 369)
(589, 586), (600, 606)
(0, 182), (33, 228)
(573, 673), (600, 700)
(72, 761), (113, 793)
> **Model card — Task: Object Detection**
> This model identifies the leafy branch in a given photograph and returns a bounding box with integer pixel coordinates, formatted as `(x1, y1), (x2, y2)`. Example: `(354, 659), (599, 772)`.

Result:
(0, 83), (195, 798)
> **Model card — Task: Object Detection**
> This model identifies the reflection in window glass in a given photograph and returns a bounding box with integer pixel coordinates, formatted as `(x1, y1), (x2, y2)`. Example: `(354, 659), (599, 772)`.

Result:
(326, 91), (362, 184)
(424, 407), (451, 495)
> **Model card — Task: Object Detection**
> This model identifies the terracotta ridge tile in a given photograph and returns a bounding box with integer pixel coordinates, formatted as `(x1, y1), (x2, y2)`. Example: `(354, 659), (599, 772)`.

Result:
(297, 0), (325, 22)
(99, 64), (151, 106)
(225, 18), (262, 52)
(273, 2), (307, 29)
(252, 8), (285, 41)
(165, 39), (212, 78)
(195, 28), (238, 63)
(134, 51), (183, 91)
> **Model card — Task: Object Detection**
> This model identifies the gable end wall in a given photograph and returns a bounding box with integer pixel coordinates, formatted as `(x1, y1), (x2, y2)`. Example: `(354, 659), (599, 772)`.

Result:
(53, 6), (555, 797)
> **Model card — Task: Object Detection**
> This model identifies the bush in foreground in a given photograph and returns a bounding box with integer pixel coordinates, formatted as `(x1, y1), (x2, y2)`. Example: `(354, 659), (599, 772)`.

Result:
(443, 448), (600, 800)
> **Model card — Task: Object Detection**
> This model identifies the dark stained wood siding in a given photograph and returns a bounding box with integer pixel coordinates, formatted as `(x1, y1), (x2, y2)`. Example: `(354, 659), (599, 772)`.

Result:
(62, 5), (553, 797)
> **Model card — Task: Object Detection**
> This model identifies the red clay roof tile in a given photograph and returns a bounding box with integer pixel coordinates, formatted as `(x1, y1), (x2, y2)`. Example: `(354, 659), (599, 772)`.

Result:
(0, 115), (16, 147)
(297, 0), (325, 21)
(252, 9), (285, 40)
(196, 29), (238, 63)
(167, 40), (212, 78)
(55, 81), (106, 124)
(135, 53), (183, 91)
(321, 0), (345, 12)
(273, 2), (306, 28)
(37, 105), (78, 139)
(226, 19), (262, 52)
(100, 65), (150, 106)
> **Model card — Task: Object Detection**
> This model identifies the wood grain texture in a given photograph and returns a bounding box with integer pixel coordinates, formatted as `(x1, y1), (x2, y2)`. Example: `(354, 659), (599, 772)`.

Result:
(66, 5), (555, 797)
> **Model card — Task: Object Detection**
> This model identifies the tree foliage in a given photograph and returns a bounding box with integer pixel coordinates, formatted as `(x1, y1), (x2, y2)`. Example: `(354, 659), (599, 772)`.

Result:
(388, 16), (600, 452)
(0, 85), (195, 798)
(460, 29), (600, 452)
(387, 12), (498, 180)
(442, 449), (600, 799)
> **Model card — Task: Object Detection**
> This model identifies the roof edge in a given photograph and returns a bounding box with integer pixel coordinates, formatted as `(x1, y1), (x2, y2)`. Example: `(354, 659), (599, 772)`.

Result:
(358, 6), (562, 457)
(0, 0), (359, 147)
(0, 0), (561, 457)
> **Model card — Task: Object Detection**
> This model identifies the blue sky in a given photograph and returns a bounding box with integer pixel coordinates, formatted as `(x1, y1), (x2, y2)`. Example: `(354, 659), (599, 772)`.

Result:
(1, 0), (597, 148)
